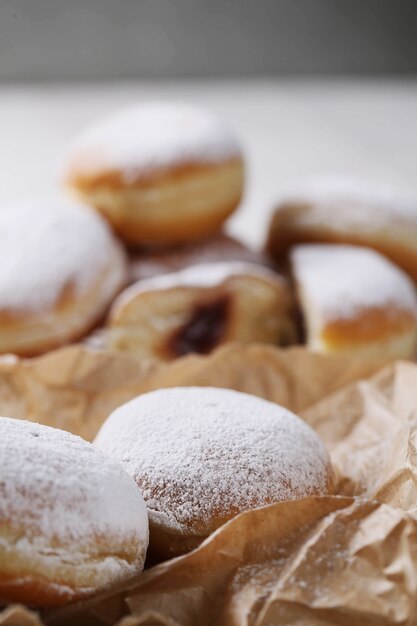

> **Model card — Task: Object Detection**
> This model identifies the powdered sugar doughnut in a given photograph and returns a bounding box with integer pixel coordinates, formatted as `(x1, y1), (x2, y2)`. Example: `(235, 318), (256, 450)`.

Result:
(291, 244), (417, 358)
(107, 262), (297, 360)
(0, 198), (127, 356)
(94, 387), (333, 561)
(266, 177), (417, 282)
(0, 416), (148, 607)
(63, 102), (244, 245)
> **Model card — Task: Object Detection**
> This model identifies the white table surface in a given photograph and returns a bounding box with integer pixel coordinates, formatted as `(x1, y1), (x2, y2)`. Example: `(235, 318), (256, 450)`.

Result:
(0, 79), (416, 247)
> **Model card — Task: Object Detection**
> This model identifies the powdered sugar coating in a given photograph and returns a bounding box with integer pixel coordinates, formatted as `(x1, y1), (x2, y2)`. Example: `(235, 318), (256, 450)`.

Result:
(291, 244), (417, 321)
(0, 416), (148, 577)
(278, 176), (417, 230)
(111, 261), (284, 316)
(0, 198), (126, 313)
(64, 102), (242, 182)
(94, 387), (331, 534)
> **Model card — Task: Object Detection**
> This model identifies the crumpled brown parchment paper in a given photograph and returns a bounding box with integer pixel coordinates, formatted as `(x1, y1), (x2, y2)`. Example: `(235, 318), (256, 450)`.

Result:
(1, 344), (417, 626)
(0, 343), (390, 441)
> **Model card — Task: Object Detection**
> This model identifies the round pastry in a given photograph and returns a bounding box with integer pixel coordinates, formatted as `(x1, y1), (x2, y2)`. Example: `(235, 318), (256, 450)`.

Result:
(94, 387), (333, 561)
(291, 244), (417, 358)
(266, 177), (417, 282)
(0, 416), (148, 607)
(0, 198), (126, 356)
(128, 233), (268, 284)
(107, 262), (297, 360)
(63, 102), (244, 245)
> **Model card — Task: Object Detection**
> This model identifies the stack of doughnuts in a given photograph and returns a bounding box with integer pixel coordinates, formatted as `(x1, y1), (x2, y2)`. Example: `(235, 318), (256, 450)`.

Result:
(1, 101), (416, 610)
(1, 109), (416, 363)
(0, 102), (268, 359)
(60, 100), (299, 360)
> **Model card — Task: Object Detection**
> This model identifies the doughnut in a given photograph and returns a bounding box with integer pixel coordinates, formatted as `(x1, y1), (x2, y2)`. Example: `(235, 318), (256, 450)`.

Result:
(0, 416), (148, 607)
(291, 244), (417, 358)
(63, 102), (244, 245)
(266, 177), (417, 282)
(94, 387), (333, 561)
(128, 233), (268, 284)
(107, 262), (297, 360)
(0, 198), (126, 356)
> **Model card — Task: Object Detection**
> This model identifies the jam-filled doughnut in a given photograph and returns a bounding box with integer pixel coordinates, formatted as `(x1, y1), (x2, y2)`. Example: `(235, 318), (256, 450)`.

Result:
(0, 416), (148, 607)
(0, 198), (126, 356)
(94, 387), (333, 561)
(266, 177), (417, 282)
(291, 244), (417, 358)
(63, 102), (244, 245)
(107, 262), (297, 360)
(128, 233), (268, 284)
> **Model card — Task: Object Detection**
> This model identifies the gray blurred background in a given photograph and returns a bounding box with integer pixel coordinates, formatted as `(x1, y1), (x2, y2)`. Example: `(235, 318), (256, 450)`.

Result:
(1, 0), (417, 81)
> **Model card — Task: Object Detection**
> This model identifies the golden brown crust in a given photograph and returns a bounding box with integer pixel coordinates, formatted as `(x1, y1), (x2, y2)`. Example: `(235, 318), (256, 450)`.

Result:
(66, 158), (237, 192)
(290, 243), (417, 358)
(67, 159), (244, 245)
(266, 201), (417, 282)
(0, 525), (148, 608)
(0, 265), (126, 357)
(321, 307), (417, 349)
(0, 573), (83, 608)
(0, 574), (70, 607)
